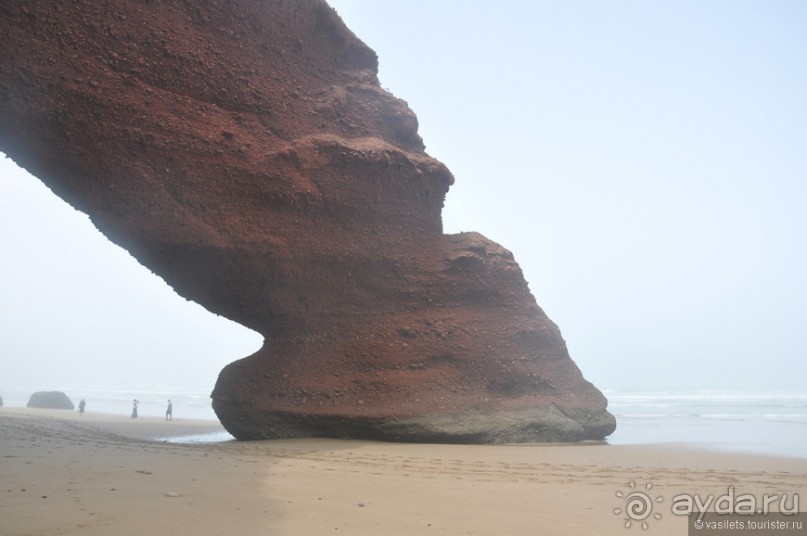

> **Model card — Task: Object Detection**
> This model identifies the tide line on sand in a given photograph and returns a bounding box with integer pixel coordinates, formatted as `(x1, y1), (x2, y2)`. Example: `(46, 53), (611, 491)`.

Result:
(1, 407), (806, 536)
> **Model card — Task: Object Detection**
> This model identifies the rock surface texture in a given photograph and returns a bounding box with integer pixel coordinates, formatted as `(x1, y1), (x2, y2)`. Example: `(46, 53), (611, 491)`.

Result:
(27, 391), (75, 410)
(0, 0), (615, 442)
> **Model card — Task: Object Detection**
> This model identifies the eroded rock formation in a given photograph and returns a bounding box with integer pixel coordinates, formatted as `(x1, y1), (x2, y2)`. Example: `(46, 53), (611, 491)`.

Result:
(0, 0), (615, 442)
(27, 391), (75, 410)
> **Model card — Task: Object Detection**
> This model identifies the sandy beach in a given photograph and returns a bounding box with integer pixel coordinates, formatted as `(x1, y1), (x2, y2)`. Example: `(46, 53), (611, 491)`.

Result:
(1, 408), (805, 535)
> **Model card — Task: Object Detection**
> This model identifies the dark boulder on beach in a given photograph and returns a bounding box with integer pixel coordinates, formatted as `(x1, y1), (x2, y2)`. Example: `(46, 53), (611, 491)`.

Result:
(27, 391), (74, 410)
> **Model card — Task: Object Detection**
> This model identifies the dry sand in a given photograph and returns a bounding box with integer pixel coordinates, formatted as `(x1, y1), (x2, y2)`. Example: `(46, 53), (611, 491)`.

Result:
(1, 408), (805, 535)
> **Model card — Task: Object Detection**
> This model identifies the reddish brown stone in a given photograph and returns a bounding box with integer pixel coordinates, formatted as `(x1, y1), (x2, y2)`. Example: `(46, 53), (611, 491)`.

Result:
(0, 0), (615, 442)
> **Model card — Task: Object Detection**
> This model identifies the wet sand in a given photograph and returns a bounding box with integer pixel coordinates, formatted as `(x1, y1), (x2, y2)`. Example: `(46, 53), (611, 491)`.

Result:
(1, 408), (805, 535)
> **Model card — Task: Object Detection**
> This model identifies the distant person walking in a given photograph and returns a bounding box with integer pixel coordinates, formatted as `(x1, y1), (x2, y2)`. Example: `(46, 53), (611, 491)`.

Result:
(78, 399), (86, 414)
(131, 399), (139, 419)
(165, 400), (173, 421)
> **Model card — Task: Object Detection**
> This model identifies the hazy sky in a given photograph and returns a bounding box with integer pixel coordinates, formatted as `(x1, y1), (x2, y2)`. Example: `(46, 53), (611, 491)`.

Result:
(2, 1), (806, 394)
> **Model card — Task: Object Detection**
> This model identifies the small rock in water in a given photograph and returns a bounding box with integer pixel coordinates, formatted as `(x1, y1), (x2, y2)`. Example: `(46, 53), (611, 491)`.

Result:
(357, 502), (365, 507)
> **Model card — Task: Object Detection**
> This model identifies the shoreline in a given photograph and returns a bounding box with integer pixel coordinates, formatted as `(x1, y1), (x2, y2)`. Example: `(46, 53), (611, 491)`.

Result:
(4, 406), (805, 459)
(2, 408), (806, 535)
(0, 407), (228, 441)
(4, 386), (804, 457)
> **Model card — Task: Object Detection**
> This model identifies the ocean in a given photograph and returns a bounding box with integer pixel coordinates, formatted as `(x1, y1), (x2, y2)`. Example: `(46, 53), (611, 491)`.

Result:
(0, 385), (219, 421)
(2, 386), (805, 457)
(606, 389), (807, 459)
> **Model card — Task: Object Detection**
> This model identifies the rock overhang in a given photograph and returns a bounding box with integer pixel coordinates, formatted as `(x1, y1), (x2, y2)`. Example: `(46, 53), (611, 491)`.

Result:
(0, 0), (615, 442)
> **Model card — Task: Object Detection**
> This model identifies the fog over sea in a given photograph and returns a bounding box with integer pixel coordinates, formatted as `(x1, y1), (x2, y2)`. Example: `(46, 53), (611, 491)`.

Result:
(2, 385), (804, 457)
(606, 390), (807, 459)
(0, 385), (217, 420)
